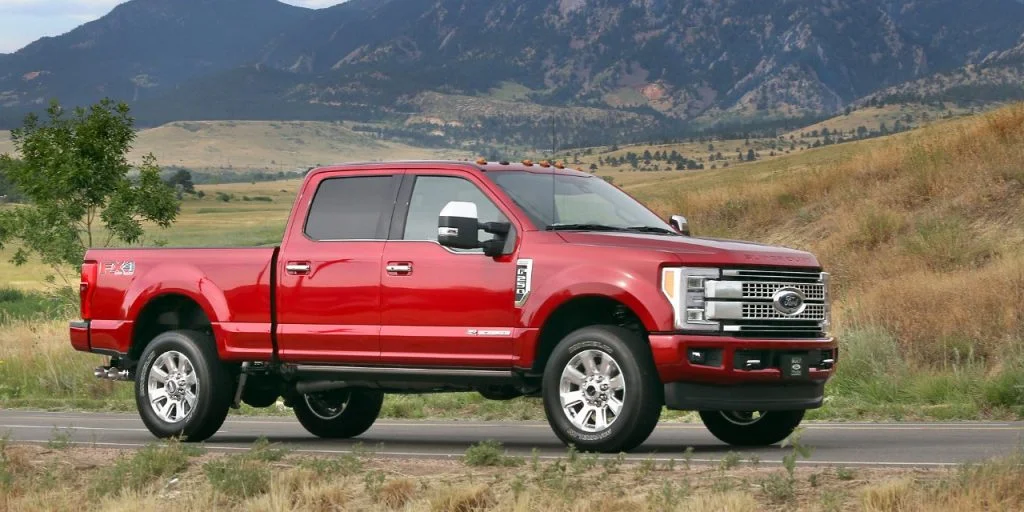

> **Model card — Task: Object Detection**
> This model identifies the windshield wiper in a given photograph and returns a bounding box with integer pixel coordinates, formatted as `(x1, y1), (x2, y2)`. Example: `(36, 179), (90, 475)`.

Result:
(545, 223), (629, 232)
(624, 226), (679, 235)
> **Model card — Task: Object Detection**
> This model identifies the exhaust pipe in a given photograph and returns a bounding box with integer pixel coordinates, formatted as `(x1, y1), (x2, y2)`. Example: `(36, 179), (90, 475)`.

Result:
(94, 366), (132, 381)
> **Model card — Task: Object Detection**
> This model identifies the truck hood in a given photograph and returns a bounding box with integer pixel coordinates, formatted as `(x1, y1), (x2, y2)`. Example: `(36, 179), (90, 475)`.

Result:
(555, 232), (820, 268)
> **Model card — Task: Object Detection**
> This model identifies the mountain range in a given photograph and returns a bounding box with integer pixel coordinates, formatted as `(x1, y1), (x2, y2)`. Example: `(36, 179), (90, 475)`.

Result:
(2, 0), (1024, 148)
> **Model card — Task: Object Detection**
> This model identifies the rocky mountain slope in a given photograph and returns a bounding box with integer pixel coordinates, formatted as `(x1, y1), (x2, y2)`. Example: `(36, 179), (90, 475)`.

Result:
(2, 0), (1023, 146)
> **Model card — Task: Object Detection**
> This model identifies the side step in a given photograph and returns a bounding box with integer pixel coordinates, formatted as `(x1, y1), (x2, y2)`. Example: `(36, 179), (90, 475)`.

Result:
(292, 364), (517, 384)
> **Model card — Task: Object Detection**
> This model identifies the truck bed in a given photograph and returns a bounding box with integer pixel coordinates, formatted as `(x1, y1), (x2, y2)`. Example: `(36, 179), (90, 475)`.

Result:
(84, 246), (279, 359)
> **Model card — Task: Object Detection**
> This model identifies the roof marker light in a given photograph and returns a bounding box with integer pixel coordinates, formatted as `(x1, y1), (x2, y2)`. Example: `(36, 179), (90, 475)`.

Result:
(522, 159), (533, 166)
(539, 160), (551, 168)
(476, 157), (487, 165)
(554, 161), (566, 169)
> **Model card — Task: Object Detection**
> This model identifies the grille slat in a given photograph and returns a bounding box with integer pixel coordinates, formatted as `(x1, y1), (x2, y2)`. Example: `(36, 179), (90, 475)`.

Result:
(741, 282), (825, 300)
(740, 302), (826, 321)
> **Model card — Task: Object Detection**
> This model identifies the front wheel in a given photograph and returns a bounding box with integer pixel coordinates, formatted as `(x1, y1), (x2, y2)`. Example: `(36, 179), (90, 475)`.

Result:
(293, 389), (384, 439)
(135, 330), (233, 442)
(542, 325), (663, 453)
(699, 410), (805, 446)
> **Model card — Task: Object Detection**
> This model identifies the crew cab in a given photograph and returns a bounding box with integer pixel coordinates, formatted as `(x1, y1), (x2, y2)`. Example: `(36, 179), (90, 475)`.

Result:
(71, 160), (836, 452)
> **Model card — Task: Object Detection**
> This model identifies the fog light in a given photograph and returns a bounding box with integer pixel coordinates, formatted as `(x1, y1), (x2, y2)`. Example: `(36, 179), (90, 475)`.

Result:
(688, 350), (705, 364)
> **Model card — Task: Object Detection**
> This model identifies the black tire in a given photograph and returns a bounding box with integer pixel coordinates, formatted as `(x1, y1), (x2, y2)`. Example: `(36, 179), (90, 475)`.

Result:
(135, 330), (233, 442)
(699, 410), (805, 446)
(542, 325), (662, 453)
(293, 389), (384, 439)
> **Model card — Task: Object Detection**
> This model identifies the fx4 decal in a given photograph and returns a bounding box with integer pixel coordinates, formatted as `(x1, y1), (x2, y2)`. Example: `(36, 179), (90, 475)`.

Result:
(102, 261), (136, 276)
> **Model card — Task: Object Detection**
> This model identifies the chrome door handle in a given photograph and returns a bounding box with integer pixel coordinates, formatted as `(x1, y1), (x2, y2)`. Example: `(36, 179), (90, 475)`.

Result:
(285, 262), (311, 275)
(386, 263), (412, 274)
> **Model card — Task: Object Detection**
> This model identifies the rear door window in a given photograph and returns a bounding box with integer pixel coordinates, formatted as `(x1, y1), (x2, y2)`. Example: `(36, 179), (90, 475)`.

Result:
(304, 175), (398, 240)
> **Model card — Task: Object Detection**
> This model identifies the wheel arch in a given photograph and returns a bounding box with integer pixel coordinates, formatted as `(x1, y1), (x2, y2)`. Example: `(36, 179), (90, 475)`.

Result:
(129, 293), (216, 362)
(529, 293), (650, 374)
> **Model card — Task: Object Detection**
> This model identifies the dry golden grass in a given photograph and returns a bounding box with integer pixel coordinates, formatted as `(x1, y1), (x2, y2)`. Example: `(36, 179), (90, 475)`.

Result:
(1, 441), (1022, 512)
(631, 103), (1024, 365)
(131, 120), (471, 172)
(1, 121), (470, 173)
(783, 103), (979, 139)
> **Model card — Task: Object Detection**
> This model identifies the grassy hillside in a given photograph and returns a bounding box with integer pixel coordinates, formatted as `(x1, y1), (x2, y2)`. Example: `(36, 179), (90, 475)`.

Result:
(782, 103), (979, 139)
(0, 122), (470, 174)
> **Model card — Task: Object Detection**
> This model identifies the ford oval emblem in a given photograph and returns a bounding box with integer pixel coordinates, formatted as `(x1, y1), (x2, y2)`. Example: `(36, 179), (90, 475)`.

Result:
(772, 288), (806, 316)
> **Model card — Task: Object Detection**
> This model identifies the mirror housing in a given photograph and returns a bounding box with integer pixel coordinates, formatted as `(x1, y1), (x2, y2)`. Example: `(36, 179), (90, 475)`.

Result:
(438, 201), (481, 249)
(669, 214), (691, 236)
(438, 201), (512, 257)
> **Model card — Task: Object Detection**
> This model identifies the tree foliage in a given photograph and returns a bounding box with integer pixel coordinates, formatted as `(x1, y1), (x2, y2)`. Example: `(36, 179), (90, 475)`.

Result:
(164, 169), (195, 193)
(0, 99), (179, 275)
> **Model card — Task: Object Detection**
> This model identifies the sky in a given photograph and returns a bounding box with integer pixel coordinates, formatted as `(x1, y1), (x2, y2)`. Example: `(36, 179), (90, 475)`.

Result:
(0, 0), (346, 53)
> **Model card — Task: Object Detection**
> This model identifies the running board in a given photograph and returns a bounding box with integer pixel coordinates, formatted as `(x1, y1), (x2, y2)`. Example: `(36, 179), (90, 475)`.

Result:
(291, 364), (518, 384)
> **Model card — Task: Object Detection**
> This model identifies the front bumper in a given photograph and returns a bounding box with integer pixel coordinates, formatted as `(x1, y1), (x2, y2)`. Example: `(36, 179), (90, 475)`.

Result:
(649, 333), (837, 410)
(664, 381), (825, 411)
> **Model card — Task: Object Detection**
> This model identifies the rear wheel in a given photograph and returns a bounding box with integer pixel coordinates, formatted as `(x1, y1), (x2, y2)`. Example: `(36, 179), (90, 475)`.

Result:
(293, 389), (384, 439)
(542, 325), (662, 453)
(699, 410), (805, 446)
(135, 330), (233, 442)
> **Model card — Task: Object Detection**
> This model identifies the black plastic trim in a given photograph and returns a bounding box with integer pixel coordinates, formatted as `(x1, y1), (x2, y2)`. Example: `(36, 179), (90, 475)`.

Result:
(664, 381), (826, 411)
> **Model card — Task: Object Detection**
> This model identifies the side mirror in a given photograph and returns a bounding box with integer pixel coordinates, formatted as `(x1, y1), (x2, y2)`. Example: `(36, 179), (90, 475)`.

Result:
(438, 201), (481, 249)
(669, 214), (691, 236)
(438, 201), (512, 257)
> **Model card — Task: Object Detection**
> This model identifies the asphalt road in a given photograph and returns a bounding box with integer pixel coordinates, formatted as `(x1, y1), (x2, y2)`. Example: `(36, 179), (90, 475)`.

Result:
(1, 410), (1020, 468)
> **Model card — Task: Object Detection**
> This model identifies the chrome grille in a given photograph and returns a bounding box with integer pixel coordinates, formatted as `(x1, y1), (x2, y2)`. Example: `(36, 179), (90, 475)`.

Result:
(741, 302), (826, 320)
(706, 268), (830, 338)
(742, 282), (825, 300)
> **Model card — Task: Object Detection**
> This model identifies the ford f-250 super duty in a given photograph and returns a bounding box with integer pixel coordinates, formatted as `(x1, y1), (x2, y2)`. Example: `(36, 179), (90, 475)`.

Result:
(71, 159), (836, 452)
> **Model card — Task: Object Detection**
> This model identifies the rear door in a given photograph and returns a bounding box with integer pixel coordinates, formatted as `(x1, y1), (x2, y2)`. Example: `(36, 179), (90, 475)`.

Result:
(379, 170), (520, 367)
(275, 170), (401, 363)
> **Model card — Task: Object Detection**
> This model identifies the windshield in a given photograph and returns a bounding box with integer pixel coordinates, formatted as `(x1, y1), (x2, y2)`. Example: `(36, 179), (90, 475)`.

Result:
(487, 171), (677, 233)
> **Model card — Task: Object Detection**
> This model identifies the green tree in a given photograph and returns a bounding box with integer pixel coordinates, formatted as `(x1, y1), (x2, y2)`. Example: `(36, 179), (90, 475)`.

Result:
(0, 99), (179, 280)
(165, 169), (195, 193)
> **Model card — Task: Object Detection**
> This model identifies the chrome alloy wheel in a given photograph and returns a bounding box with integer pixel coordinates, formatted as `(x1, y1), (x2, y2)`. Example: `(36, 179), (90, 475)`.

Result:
(719, 411), (765, 426)
(559, 349), (626, 432)
(147, 350), (199, 423)
(303, 391), (352, 420)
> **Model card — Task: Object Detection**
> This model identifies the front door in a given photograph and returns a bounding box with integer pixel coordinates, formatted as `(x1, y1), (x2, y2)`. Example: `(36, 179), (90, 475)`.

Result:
(380, 172), (519, 367)
(275, 172), (401, 363)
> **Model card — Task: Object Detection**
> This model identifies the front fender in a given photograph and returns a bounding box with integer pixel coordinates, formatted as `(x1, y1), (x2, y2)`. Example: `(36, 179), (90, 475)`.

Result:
(519, 264), (673, 332)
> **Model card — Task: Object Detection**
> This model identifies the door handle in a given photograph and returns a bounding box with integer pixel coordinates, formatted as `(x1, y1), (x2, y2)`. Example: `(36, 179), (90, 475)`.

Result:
(386, 262), (412, 274)
(285, 262), (311, 275)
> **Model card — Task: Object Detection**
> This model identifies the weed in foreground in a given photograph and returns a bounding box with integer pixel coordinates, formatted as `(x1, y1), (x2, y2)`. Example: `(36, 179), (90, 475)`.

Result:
(92, 439), (199, 497)
(203, 454), (271, 500)
(463, 439), (523, 467)
(46, 427), (72, 450)
(248, 435), (290, 462)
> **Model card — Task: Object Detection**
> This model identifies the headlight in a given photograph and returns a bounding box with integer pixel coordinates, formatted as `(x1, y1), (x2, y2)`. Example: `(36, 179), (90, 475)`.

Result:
(661, 267), (720, 331)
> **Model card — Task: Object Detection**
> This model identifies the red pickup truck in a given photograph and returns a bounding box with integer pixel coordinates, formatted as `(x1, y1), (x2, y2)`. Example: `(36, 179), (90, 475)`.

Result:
(71, 160), (835, 452)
